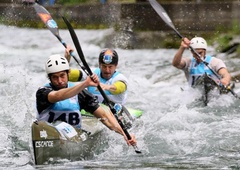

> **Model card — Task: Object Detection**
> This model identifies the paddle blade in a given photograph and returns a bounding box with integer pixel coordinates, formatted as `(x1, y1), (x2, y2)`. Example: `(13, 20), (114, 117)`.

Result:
(149, 0), (174, 28)
(148, 0), (183, 38)
(33, 3), (59, 38)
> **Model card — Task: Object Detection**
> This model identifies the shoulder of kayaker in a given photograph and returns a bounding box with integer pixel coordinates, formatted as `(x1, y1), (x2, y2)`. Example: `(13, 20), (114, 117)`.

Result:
(69, 68), (87, 82)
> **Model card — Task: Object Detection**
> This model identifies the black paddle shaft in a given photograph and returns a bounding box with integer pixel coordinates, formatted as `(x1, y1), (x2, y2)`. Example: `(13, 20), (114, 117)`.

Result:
(62, 16), (141, 154)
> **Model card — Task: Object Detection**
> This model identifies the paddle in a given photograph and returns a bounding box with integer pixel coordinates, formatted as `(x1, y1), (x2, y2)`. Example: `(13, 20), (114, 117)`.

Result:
(62, 16), (141, 154)
(148, 0), (239, 98)
(33, 3), (88, 75)
(33, 2), (140, 152)
(148, 0), (220, 77)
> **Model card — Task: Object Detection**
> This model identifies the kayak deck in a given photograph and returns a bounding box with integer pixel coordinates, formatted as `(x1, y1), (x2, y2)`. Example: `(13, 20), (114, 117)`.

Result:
(31, 119), (103, 165)
(31, 105), (143, 165)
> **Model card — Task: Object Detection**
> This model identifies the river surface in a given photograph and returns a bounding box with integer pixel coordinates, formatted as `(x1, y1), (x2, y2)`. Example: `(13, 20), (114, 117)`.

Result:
(1, 24), (240, 170)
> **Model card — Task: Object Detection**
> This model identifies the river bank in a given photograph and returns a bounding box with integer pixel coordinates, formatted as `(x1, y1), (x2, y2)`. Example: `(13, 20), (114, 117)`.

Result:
(0, 1), (240, 50)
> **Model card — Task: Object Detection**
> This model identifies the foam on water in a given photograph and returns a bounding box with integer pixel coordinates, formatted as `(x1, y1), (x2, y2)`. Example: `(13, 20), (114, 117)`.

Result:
(1, 24), (240, 169)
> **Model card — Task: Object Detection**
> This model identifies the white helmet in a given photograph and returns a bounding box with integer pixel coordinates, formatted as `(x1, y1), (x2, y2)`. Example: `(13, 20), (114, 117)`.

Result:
(190, 37), (207, 50)
(45, 54), (69, 74)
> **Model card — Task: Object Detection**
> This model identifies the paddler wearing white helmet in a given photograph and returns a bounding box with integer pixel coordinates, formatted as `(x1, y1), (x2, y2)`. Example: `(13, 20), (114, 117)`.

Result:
(36, 54), (137, 146)
(172, 36), (231, 87)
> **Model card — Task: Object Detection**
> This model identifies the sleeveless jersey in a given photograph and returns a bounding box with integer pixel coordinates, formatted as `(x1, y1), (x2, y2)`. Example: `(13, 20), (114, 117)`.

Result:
(87, 68), (128, 104)
(188, 55), (221, 86)
(37, 82), (82, 128)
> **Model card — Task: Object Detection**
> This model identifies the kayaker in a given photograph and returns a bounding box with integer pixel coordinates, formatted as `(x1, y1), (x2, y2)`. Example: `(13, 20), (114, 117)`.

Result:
(65, 47), (128, 105)
(172, 37), (231, 87)
(36, 54), (136, 146)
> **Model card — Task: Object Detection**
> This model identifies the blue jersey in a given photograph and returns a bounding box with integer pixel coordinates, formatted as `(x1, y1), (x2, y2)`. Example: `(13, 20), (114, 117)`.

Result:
(87, 68), (128, 104)
(37, 82), (82, 127)
(188, 55), (221, 86)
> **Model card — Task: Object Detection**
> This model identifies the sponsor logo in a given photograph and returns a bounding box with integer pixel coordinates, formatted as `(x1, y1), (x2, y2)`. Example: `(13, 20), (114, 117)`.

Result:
(40, 130), (48, 139)
(47, 19), (58, 29)
(35, 141), (54, 148)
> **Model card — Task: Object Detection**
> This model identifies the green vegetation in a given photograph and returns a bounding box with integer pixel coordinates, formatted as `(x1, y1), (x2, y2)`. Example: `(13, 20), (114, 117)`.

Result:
(57, 0), (90, 5)
(213, 20), (240, 55)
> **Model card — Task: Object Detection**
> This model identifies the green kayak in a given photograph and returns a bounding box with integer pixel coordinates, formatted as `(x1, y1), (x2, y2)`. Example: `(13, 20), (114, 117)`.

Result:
(81, 103), (143, 119)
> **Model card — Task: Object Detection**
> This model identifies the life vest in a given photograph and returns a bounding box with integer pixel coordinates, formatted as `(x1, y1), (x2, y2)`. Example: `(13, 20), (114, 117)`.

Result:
(37, 82), (82, 128)
(189, 55), (220, 86)
(87, 68), (128, 104)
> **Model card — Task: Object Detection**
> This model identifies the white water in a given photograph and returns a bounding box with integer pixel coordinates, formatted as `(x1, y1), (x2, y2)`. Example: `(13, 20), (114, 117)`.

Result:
(1, 24), (240, 169)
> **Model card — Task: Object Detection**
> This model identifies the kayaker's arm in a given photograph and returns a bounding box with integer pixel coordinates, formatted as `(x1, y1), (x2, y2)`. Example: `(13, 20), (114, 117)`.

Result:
(78, 89), (137, 146)
(64, 45), (73, 63)
(48, 74), (99, 103)
(93, 106), (137, 146)
(93, 107), (121, 133)
(218, 67), (231, 86)
(172, 38), (190, 69)
(100, 81), (127, 95)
